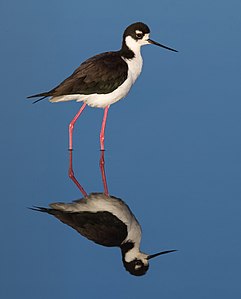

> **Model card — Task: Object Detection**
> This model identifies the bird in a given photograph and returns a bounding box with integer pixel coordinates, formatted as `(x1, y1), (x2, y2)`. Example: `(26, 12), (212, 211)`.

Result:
(28, 22), (177, 151)
(31, 193), (176, 276)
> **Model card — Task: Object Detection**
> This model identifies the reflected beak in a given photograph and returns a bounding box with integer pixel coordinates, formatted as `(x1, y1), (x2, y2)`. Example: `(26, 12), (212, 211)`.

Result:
(148, 39), (178, 52)
(147, 249), (177, 260)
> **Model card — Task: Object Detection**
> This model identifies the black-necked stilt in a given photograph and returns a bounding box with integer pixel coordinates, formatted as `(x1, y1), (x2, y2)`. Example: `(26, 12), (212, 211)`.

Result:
(28, 22), (177, 151)
(31, 196), (176, 276)
(31, 151), (176, 276)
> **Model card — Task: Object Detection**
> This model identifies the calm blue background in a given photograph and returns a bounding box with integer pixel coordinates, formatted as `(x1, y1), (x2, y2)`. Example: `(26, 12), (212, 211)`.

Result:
(1, 0), (241, 298)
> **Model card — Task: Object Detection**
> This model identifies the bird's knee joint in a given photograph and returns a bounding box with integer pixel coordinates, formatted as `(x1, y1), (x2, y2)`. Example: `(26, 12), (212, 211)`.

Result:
(68, 169), (74, 178)
(69, 123), (74, 131)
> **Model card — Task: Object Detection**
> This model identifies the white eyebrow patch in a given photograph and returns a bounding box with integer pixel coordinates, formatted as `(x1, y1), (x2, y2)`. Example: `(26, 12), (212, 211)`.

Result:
(135, 30), (143, 34)
(135, 264), (142, 270)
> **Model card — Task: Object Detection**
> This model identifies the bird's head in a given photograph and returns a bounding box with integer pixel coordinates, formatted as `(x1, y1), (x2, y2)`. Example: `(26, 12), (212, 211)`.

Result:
(122, 22), (178, 54)
(122, 252), (150, 276)
(121, 243), (177, 276)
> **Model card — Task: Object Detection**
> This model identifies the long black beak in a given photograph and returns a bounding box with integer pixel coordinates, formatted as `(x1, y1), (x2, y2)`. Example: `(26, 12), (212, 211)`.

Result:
(147, 249), (177, 260)
(148, 39), (178, 52)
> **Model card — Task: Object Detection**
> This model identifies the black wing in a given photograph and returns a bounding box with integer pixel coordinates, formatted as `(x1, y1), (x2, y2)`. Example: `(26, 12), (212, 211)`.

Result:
(32, 207), (128, 247)
(28, 51), (128, 99)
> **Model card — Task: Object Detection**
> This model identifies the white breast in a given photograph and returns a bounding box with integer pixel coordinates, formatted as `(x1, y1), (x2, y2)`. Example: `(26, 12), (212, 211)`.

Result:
(49, 52), (143, 108)
(123, 49), (143, 83)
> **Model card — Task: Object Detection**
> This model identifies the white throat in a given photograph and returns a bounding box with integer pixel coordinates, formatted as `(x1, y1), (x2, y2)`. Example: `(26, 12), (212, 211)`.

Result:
(125, 36), (142, 56)
(122, 36), (144, 84)
(124, 246), (148, 264)
(124, 33), (150, 54)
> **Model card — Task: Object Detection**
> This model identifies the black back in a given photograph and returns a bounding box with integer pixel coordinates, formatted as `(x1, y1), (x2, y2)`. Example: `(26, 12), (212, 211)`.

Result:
(28, 52), (128, 99)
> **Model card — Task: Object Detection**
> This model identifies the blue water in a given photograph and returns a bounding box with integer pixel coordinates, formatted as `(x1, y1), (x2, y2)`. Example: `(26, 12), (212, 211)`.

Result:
(1, 1), (241, 298)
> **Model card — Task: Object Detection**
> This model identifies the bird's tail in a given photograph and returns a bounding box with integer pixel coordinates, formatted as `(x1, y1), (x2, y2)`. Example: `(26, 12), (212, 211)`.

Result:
(29, 206), (66, 220)
(27, 92), (51, 104)
(29, 206), (61, 217)
(28, 206), (50, 213)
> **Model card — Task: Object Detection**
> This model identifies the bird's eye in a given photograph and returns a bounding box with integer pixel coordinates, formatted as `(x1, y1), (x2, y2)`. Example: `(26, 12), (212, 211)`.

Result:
(136, 32), (143, 39)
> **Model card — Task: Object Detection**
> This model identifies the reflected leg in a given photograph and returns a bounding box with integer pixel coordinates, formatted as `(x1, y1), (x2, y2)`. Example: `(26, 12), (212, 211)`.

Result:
(99, 150), (109, 196)
(69, 103), (87, 150)
(68, 150), (88, 197)
(100, 106), (109, 151)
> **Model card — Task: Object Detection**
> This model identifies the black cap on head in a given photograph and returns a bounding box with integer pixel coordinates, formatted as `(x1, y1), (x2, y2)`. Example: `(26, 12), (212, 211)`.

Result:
(122, 259), (149, 276)
(123, 22), (150, 39)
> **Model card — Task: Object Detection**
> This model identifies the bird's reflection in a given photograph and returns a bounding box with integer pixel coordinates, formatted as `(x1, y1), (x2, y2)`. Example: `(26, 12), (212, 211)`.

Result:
(32, 151), (176, 276)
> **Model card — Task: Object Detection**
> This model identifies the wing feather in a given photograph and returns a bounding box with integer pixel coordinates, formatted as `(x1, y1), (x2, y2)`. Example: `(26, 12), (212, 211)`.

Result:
(33, 52), (128, 98)
(39, 208), (128, 247)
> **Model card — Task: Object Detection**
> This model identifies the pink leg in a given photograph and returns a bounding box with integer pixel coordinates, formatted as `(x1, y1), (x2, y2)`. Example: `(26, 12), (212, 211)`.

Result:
(69, 103), (87, 150)
(68, 150), (88, 197)
(100, 106), (109, 151)
(99, 150), (109, 196)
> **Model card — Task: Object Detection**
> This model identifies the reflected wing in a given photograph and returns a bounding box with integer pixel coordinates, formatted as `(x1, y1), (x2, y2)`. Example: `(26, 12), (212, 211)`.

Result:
(34, 207), (128, 247)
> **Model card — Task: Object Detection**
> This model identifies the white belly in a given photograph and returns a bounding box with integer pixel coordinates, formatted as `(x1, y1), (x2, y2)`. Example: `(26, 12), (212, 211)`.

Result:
(50, 54), (143, 108)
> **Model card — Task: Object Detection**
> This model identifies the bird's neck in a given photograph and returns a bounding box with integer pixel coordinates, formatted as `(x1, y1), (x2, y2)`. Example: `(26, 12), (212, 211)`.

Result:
(119, 41), (135, 59)
(120, 36), (142, 60)
(121, 241), (148, 263)
(120, 241), (135, 255)
(120, 241), (139, 262)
